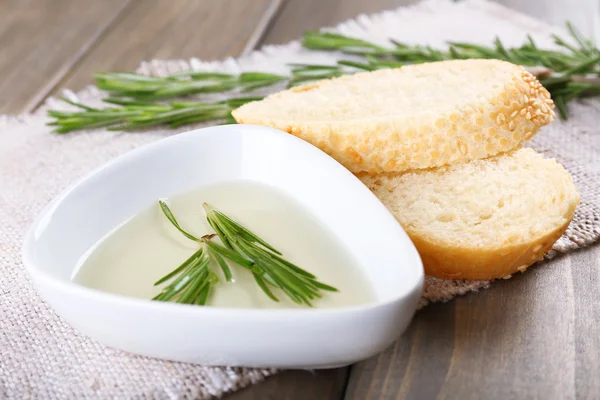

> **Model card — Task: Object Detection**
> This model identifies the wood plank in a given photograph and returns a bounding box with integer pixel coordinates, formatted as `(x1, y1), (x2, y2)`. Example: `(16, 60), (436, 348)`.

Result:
(344, 302), (456, 399)
(0, 0), (128, 114)
(262, 0), (418, 45)
(226, 369), (350, 400)
(572, 247), (600, 399)
(49, 0), (277, 100)
(344, 246), (600, 399)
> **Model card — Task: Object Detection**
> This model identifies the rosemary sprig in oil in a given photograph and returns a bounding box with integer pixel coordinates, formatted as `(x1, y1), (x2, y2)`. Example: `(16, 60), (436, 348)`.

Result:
(153, 201), (337, 306)
(202, 203), (338, 305)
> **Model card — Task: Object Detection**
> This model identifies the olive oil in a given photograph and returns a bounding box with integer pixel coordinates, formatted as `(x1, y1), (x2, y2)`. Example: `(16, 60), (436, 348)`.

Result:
(73, 181), (374, 308)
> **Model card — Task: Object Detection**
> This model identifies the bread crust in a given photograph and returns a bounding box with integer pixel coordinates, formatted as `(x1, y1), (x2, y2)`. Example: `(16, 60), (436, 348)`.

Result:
(232, 60), (555, 174)
(410, 217), (574, 280)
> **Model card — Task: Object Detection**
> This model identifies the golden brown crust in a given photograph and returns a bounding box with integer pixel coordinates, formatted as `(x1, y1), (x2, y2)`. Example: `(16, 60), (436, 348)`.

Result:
(409, 216), (573, 280)
(233, 60), (555, 174)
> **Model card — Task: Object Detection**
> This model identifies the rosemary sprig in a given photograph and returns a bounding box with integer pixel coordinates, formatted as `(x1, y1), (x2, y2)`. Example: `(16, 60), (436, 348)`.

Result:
(48, 96), (259, 133)
(203, 203), (337, 306)
(48, 21), (600, 132)
(95, 71), (286, 100)
(152, 201), (337, 307)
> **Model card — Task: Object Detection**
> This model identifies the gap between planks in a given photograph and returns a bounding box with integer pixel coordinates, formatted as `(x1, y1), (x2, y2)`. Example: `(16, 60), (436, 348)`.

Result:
(29, 0), (285, 114)
(242, 0), (286, 56)
(26, 0), (135, 113)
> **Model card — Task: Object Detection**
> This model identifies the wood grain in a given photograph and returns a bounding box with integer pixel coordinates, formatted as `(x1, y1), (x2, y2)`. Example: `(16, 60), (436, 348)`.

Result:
(345, 246), (600, 399)
(262, 0), (417, 44)
(571, 247), (600, 399)
(47, 0), (278, 103)
(0, 0), (129, 114)
(226, 369), (350, 400)
(344, 302), (456, 399)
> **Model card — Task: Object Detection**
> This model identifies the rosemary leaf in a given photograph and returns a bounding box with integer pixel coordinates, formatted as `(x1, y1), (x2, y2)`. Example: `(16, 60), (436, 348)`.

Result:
(204, 240), (253, 268)
(205, 204), (282, 255)
(154, 247), (204, 286)
(239, 72), (286, 82)
(253, 273), (279, 302)
(555, 96), (569, 120)
(335, 60), (375, 71)
(158, 200), (201, 242)
(176, 268), (209, 304)
(195, 285), (211, 305)
(302, 31), (387, 54)
(209, 247), (233, 282)
(173, 71), (234, 80)
(59, 97), (98, 111)
(562, 55), (600, 76)
(206, 217), (234, 250)
(493, 37), (512, 60)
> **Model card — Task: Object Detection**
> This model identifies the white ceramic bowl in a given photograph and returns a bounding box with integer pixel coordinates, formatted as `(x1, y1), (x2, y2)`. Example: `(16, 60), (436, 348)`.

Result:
(23, 124), (423, 369)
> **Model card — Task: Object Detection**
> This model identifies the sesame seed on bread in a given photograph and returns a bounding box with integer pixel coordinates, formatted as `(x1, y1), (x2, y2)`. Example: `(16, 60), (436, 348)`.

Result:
(232, 59), (555, 174)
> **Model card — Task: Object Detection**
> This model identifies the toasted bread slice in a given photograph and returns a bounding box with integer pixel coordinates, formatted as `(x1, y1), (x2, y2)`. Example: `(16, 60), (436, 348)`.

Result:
(233, 60), (555, 174)
(360, 148), (579, 280)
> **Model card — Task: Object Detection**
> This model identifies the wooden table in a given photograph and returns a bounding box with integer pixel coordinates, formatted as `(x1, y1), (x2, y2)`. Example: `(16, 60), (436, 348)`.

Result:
(2, 1), (599, 398)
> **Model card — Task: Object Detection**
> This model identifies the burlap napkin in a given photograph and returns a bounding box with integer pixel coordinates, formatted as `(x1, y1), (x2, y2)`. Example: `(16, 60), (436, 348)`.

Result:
(1, 0), (599, 398)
